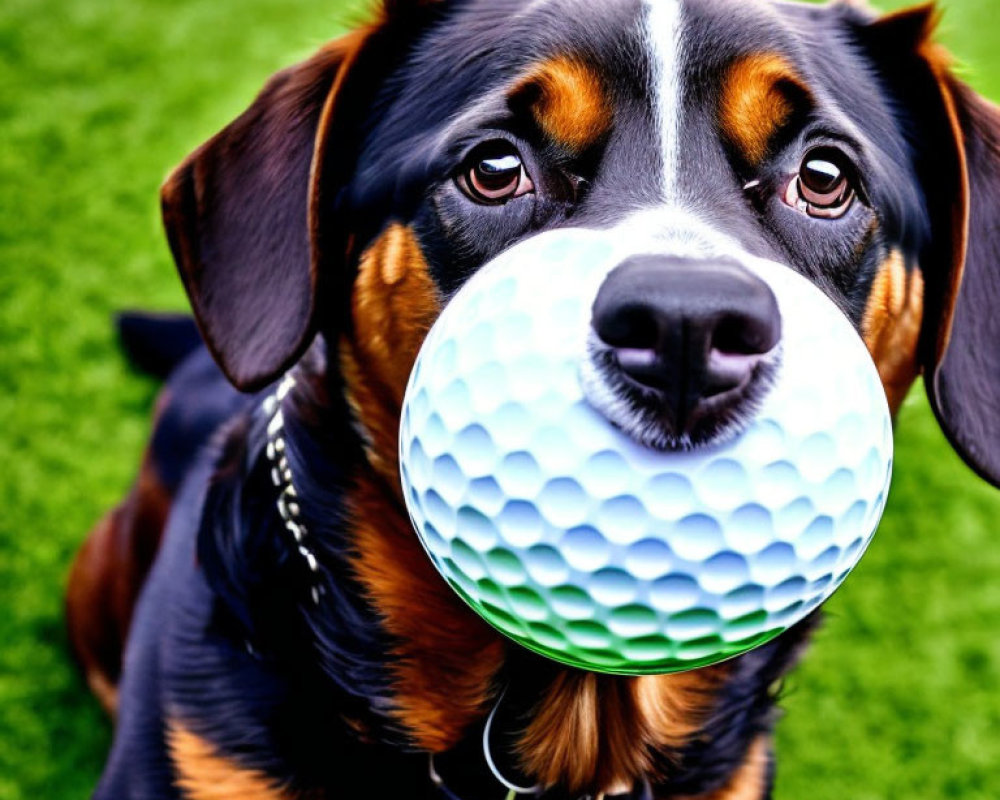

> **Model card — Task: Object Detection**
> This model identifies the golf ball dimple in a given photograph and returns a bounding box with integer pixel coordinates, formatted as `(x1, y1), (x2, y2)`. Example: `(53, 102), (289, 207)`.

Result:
(400, 229), (893, 675)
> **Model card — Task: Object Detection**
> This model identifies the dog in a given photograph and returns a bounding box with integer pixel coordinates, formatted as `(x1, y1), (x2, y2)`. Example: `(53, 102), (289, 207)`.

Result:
(66, 0), (1000, 797)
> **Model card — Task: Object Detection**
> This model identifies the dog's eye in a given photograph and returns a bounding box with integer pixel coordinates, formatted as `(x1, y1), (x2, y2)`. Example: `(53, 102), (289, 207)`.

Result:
(784, 148), (856, 219)
(458, 142), (534, 204)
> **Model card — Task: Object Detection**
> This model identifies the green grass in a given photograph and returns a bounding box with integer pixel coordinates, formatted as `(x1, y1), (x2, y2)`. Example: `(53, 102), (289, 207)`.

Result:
(1, 0), (998, 797)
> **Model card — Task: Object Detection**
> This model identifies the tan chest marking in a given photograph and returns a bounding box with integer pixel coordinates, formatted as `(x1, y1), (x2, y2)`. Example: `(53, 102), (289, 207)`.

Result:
(517, 667), (730, 795)
(347, 472), (505, 752)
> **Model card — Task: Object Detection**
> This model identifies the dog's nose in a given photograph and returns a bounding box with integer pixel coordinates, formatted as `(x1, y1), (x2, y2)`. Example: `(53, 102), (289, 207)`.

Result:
(591, 255), (781, 432)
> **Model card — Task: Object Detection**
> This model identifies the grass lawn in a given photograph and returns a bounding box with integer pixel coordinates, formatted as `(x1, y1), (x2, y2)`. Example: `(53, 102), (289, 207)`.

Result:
(2, 0), (999, 796)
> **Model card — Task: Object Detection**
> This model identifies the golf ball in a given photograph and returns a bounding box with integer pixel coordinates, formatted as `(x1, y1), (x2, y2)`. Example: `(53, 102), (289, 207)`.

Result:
(399, 229), (892, 674)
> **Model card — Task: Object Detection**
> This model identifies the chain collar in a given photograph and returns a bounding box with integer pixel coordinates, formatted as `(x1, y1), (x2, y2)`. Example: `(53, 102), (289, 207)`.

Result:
(262, 373), (324, 606)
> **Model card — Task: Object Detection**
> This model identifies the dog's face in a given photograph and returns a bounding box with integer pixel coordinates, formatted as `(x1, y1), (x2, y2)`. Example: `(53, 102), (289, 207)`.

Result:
(160, 0), (1000, 789)
(342, 0), (931, 454)
(164, 0), (992, 469)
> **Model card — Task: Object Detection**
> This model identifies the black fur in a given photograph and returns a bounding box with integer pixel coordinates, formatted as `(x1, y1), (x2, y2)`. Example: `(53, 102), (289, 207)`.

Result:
(116, 312), (203, 380)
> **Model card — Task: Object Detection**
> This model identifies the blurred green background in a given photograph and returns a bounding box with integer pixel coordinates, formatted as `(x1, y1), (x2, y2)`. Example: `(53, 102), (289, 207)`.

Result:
(2, 0), (999, 797)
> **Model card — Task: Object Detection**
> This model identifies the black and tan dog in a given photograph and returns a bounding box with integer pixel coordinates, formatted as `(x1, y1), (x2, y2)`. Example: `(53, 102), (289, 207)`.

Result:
(67, 0), (1000, 797)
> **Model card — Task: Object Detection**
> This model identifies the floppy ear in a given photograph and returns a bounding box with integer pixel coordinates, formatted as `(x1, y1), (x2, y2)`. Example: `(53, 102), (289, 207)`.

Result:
(161, 32), (368, 392)
(924, 75), (1000, 487)
(865, 5), (1000, 487)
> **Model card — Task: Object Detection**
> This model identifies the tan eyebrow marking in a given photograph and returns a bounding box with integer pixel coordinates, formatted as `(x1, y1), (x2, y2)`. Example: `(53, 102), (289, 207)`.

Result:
(512, 54), (612, 153)
(720, 53), (811, 166)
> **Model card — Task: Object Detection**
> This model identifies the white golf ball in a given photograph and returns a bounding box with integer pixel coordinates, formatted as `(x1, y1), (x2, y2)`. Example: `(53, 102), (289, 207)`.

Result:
(399, 229), (892, 674)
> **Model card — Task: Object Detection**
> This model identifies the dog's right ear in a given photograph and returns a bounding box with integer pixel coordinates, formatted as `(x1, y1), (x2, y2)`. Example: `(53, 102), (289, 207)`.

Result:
(161, 31), (376, 392)
(161, 2), (452, 392)
(864, 4), (1000, 487)
(162, 1), (448, 392)
(161, 35), (370, 391)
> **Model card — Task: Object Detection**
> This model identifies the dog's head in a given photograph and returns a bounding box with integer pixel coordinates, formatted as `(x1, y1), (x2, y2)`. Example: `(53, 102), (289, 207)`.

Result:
(163, 0), (1000, 487)
(161, 0), (1000, 788)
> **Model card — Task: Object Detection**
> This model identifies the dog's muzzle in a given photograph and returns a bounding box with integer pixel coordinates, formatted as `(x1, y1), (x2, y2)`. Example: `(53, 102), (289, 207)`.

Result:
(584, 254), (781, 451)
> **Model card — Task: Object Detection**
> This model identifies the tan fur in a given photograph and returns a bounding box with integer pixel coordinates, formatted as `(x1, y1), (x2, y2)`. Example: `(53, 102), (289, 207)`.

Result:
(633, 667), (730, 749)
(514, 55), (612, 153)
(347, 473), (505, 752)
(518, 667), (730, 794)
(84, 657), (119, 716)
(862, 251), (925, 413)
(341, 223), (441, 487)
(518, 673), (602, 791)
(168, 722), (306, 799)
(720, 53), (809, 165)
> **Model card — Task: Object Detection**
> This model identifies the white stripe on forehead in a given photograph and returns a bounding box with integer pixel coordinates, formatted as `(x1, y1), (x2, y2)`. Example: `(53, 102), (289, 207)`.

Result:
(644, 0), (685, 205)
(513, 0), (558, 17)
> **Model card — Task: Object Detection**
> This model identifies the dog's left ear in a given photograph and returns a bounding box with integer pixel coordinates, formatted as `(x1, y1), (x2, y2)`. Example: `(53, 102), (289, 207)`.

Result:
(867, 5), (1000, 487)
(925, 76), (1000, 488)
